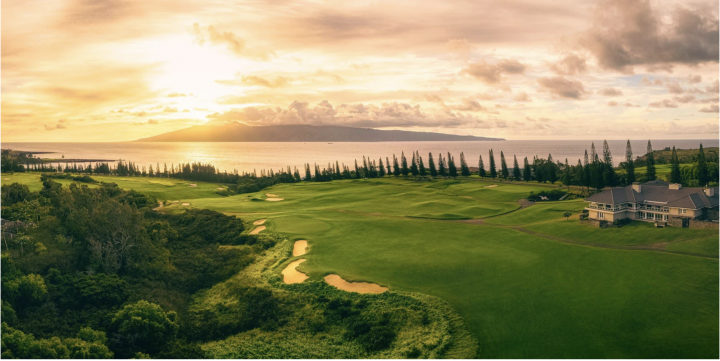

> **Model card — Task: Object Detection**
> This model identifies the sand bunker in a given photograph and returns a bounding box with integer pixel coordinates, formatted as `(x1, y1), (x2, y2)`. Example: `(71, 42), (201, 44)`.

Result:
(249, 225), (266, 235)
(182, 203), (190, 206)
(324, 274), (388, 294)
(265, 198), (284, 201)
(293, 240), (308, 256)
(266, 193), (278, 197)
(253, 219), (267, 225)
(484, 184), (498, 188)
(216, 187), (225, 191)
(282, 259), (309, 284)
(188, 183), (197, 187)
(172, 200), (179, 203)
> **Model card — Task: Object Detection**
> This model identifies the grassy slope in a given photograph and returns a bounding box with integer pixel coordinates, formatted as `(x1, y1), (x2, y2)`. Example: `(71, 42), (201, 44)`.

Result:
(3, 174), (718, 358)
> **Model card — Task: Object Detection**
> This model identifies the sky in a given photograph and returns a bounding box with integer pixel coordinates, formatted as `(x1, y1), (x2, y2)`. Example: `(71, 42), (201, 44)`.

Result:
(2, 0), (719, 142)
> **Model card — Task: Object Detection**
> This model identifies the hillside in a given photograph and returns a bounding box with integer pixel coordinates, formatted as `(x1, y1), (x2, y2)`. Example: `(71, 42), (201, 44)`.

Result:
(135, 123), (504, 142)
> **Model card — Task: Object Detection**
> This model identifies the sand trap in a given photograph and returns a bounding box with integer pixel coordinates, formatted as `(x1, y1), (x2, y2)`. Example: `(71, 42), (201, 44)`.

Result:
(188, 183), (197, 187)
(172, 200), (179, 203)
(484, 184), (498, 188)
(182, 203), (190, 206)
(265, 198), (284, 201)
(293, 240), (308, 256)
(249, 225), (266, 235)
(266, 193), (278, 197)
(253, 219), (267, 225)
(282, 259), (309, 284)
(216, 187), (226, 191)
(324, 274), (388, 294)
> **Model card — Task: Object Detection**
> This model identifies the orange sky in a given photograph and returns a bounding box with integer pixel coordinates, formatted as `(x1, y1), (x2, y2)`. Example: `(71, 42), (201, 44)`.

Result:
(2, 0), (718, 142)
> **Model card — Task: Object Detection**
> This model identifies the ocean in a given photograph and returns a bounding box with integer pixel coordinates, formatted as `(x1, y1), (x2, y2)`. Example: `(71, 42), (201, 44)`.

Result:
(3, 140), (717, 174)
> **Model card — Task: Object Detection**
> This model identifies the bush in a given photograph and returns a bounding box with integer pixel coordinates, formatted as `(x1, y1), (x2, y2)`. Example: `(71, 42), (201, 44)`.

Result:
(612, 218), (632, 227)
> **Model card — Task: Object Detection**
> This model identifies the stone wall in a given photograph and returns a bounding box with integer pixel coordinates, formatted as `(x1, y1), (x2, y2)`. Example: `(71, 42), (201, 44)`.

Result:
(667, 216), (685, 228)
(689, 219), (719, 229)
(579, 219), (609, 228)
(705, 208), (719, 221)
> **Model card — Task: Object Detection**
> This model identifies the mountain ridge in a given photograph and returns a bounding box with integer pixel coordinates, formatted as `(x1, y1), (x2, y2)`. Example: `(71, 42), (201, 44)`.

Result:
(135, 123), (504, 142)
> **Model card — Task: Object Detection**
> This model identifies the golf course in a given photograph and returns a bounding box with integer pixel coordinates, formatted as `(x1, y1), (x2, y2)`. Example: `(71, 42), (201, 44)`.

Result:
(3, 173), (718, 358)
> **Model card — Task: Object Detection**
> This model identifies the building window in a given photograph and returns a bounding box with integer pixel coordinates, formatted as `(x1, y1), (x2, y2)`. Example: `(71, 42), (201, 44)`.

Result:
(680, 209), (687, 214)
(597, 212), (604, 219)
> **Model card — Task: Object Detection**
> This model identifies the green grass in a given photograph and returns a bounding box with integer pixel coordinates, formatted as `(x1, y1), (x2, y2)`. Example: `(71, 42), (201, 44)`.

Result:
(1, 173), (226, 200)
(4, 173), (718, 358)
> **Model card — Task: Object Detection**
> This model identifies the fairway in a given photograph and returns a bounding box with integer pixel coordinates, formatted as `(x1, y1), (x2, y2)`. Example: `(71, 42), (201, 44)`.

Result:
(3, 174), (718, 358)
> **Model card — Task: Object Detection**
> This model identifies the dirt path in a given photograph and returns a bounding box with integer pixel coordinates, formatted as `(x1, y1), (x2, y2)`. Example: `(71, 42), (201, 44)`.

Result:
(152, 201), (163, 211)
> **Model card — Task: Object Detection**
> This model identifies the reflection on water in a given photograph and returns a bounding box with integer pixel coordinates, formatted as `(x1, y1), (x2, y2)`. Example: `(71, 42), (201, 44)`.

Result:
(4, 139), (717, 174)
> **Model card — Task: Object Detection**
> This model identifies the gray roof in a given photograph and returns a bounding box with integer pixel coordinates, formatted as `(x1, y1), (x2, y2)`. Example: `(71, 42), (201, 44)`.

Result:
(585, 181), (719, 209)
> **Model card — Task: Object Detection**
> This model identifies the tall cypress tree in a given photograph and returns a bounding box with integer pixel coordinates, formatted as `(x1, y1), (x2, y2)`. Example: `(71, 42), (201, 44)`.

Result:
(602, 140), (616, 187)
(392, 155), (400, 177)
(378, 158), (386, 177)
(583, 150), (591, 190)
(512, 155), (521, 181)
(546, 154), (558, 184)
(523, 157), (531, 181)
(460, 152), (470, 177)
(645, 140), (656, 181)
(305, 163), (312, 181)
(562, 158), (572, 189)
(363, 156), (369, 177)
(400, 152), (409, 177)
(478, 155), (486, 178)
(447, 153), (458, 178)
(418, 152), (427, 177)
(428, 152), (438, 177)
(574, 160), (584, 189)
(410, 152), (419, 177)
(669, 146), (681, 184)
(489, 149), (497, 179)
(438, 153), (447, 177)
(697, 143), (708, 187)
(386, 157), (392, 175)
(500, 151), (509, 180)
(590, 149), (604, 190)
(354, 160), (362, 179)
(625, 140), (636, 185)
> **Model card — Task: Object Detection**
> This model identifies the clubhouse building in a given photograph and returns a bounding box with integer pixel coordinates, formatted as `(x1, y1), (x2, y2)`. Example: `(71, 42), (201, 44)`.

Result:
(584, 180), (719, 227)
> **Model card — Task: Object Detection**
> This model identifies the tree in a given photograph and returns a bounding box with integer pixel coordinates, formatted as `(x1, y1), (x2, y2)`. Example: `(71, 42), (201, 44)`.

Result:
(625, 140), (636, 185)
(590, 147), (604, 191)
(478, 155), (486, 178)
(669, 146), (681, 184)
(354, 160), (361, 179)
(409, 152), (419, 177)
(500, 152), (509, 180)
(602, 140), (616, 187)
(392, 155), (400, 177)
(438, 153), (447, 177)
(386, 157), (392, 175)
(645, 140), (656, 181)
(697, 143), (708, 187)
(428, 153), (438, 177)
(545, 154), (558, 184)
(460, 152), (470, 177)
(400, 152), (409, 177)
(562, 211), (572, 221)
(418, 152), (427, 177)
(512, 155), (521, 181)
(523, 157), (531, 181)
(583, 150), (591, 190)
(562, 158), (572, 190)
(111, 300), (179, 354)
(378, 158), (386, 177)
(574, 160), (584, 190)
(489, 150), (497, 179)
(447, 153), (458, 178)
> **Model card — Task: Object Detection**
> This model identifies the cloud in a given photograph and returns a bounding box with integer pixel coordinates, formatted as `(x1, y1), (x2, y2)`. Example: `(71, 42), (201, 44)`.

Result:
(513, 92), (531, 102)
(206, 100), (501, 128)
(193, 23), (274, 60)
(240, 75), (292, 88)
(44, 122), (68, 130)
(461, 59), (526, 84)
(423, 94), (444, 103)
(598, 87), (623, 96)
(450, 98), (488, 112)
(580, 0), (719, 73)
(549, 53), (587, 75)
(687, 75), (702, 84)
(640, 77), (664, 86)
(167, 92), (187, 97)
(707, 80), (719, 93)
(665, 82), (684, 94)
(699, 104), (719, 113)
(163, 107), (178, 113)
(673, 95), (696, 103)
(147, 119), (159, 124)
(649, 99), (678, 108)
(536, 76), (587, 99)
